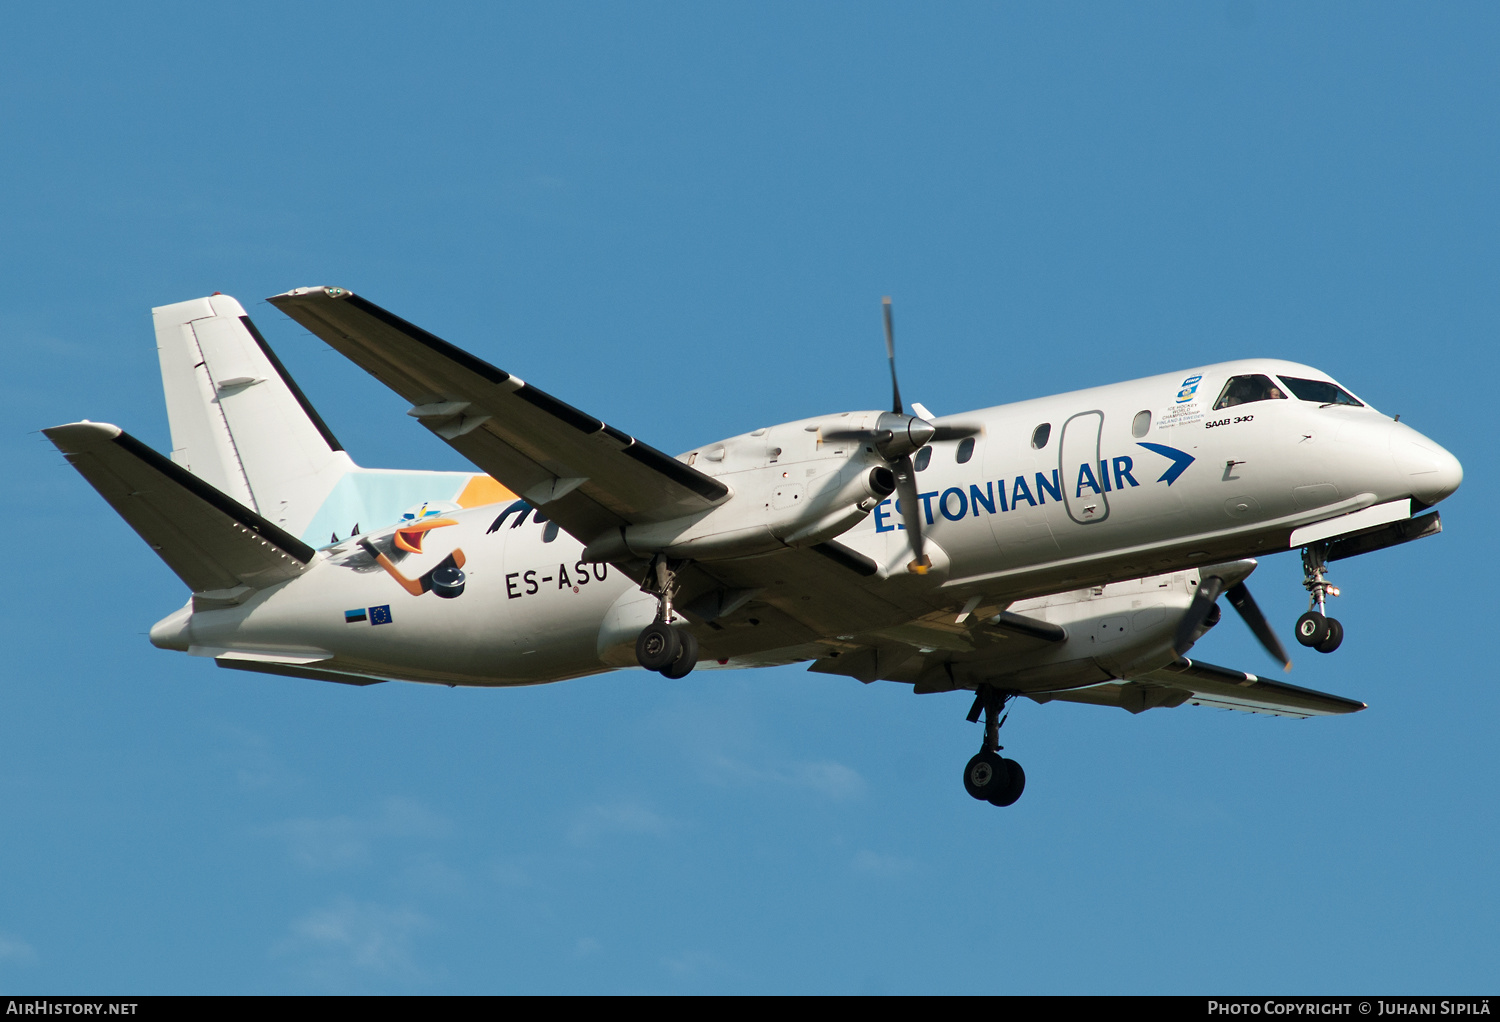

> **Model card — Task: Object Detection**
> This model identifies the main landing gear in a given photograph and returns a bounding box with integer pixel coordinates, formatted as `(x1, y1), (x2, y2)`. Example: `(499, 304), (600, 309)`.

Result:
(963, 685), (1026, 807)
(635, 557), (698, 679)
(1295, 543), (1344, 654)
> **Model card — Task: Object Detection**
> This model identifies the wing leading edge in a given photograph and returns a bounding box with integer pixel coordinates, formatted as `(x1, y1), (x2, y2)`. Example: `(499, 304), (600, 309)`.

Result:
(1029, 656), (1366, 718)
(266, 287), (729, 548)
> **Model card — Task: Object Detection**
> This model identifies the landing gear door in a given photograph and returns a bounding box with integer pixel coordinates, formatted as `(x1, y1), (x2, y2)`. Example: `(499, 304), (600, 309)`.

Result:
(1060, 410), (1109, 524)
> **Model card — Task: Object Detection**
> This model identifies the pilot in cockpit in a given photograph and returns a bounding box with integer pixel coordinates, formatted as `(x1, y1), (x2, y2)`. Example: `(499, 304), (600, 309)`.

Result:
(1214, 374), (1286, 409)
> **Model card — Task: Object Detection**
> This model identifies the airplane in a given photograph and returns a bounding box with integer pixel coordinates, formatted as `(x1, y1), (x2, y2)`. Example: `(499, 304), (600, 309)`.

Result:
(44, 289), (1463, 808)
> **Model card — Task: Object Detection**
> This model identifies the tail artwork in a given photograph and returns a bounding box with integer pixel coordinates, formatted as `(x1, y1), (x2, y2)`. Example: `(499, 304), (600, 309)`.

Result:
(48, 294), (515, 605)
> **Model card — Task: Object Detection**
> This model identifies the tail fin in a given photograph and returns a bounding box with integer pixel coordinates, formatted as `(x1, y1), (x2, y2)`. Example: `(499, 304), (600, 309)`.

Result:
(154, 294), (354, 540)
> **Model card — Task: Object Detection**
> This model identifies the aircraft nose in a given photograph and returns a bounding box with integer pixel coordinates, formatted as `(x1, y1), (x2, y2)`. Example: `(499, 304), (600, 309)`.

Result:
(1393, 430), (1463, 505)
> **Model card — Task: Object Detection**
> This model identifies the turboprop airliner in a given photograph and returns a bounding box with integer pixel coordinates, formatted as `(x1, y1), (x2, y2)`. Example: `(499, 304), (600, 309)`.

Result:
(45, 290), (1462, 807)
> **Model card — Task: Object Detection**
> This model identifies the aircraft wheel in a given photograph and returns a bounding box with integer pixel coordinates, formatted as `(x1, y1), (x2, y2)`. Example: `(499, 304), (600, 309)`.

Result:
(659, 629), (699, 679)
(963, 751), (1010, 802)
(988, 758), (1026, 807)
(1295, 611), (1330, 647)
(1315, 617), (1344, 654)
(636, 622), (681, 672)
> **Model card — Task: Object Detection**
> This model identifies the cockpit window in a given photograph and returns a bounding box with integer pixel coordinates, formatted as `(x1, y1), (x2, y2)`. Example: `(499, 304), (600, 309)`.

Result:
(1212, 374), (1288, 410)
(1277, 376), (1364, 407)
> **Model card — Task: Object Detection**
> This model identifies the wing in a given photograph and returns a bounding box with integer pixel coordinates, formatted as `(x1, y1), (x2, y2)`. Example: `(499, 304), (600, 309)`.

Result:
(44, 422), (314, 598)
(268, 287), (961, 661)
(266, 287), (729, 547)
(1029, 656), (1366, 718)
(670, 539), (937, 661)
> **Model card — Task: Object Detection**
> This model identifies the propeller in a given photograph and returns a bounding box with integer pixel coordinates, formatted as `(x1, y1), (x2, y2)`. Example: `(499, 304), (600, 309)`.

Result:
(1173, 573), (1292, 670)
(820, 298), (983, 574)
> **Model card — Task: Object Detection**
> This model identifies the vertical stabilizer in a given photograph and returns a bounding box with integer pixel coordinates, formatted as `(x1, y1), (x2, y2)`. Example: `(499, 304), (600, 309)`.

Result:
(154, 294), (355, 540)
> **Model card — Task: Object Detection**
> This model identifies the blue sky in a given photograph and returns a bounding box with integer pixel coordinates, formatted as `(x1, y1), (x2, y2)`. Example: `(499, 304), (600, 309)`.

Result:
(3, 2), (1496, 993)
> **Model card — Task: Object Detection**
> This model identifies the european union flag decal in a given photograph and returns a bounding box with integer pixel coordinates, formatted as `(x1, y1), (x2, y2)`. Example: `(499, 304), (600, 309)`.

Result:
(344, 608), (367, 624)
(369, 605), (393, 626)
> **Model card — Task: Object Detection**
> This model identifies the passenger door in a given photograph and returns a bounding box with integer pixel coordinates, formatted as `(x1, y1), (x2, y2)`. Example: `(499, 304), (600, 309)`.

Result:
(1059, 410), (1108, 524)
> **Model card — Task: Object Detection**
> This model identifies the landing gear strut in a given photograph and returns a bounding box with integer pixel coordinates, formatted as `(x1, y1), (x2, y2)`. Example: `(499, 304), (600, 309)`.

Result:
(635, 557), (698, 678)
(962, 685), (1026, 807)
(1296, 543), (1345, 654)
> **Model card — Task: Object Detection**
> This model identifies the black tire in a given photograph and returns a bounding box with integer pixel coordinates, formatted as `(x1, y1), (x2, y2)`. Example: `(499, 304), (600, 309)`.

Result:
(1315, 617), (1344, 654)
(988, 759), (1026, 807)
(635, 622), (681, 672)
(659, 629), (699, 679)
(963, 751), (1010, 801)
(1295, 611), (1330, 647)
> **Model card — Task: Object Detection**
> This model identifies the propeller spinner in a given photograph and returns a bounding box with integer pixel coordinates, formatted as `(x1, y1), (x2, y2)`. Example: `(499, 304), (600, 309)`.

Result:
(823, 297), (980, 574)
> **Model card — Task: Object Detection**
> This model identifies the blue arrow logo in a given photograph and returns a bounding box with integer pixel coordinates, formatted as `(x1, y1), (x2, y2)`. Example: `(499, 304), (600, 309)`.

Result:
(1136, 442), (1195, 485)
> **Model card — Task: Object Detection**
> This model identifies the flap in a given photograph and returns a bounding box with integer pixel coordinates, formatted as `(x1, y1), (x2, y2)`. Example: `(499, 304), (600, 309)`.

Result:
(44, 422), (314, 594)
(266, 287), (730, 545)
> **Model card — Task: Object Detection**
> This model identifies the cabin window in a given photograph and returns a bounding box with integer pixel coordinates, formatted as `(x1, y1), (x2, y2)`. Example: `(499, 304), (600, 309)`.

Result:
(1212, 374), (1288, 410)
(542, 521), (559, 543)
(956, 436), (975, 464)
(914, 447), (932, 471)
(1132, 410), (1152, 437)
(1031, 423), (1051, 449)
(1277, 376), (1364, 407)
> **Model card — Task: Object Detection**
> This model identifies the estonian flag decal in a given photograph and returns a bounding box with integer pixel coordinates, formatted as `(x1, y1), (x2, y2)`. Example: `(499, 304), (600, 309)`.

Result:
(344, 608), (368, 624)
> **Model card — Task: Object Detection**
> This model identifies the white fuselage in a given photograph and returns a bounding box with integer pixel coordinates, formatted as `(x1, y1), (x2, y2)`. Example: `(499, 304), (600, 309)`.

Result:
(154, 358), (1461, 688)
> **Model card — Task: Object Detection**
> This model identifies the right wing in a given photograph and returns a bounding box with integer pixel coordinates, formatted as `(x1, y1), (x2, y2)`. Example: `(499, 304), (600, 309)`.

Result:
(267, 287), (729, 547)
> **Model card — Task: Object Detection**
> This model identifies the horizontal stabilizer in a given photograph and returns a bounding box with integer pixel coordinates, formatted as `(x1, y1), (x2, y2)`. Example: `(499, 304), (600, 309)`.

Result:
(266, 286), (730, 547)
(214, 657), (388, 687)
(44, 421), (314, 595)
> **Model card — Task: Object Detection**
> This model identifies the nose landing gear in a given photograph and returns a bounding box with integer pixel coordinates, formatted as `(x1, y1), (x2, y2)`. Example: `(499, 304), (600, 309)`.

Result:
(962, 686), (1026, 807)
(634, 557), (699, 678)
(1296, 543), (1344, 654)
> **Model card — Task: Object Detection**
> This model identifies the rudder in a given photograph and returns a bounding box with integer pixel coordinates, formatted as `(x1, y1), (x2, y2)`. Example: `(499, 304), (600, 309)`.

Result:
(154, 294), (355, 540)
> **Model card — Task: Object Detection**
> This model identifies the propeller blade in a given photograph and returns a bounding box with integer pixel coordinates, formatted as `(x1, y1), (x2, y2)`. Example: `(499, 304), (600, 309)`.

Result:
(883, 296), (903, 415)
(930, 422), (982, 441)
(819, 427), (888, 445)
(1225, 581), (1292, 670)
(893, 453), (930, 574)
(1173, 574), (1225, 654)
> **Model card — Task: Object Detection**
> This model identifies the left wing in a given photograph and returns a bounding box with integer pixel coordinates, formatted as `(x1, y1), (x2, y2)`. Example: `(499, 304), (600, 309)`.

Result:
(1030, 656), (1366, 718)
(266, 287), (729, 548)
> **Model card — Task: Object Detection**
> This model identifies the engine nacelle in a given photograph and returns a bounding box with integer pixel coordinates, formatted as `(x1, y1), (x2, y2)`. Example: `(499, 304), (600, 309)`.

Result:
(581, 412), (895, 562)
